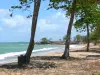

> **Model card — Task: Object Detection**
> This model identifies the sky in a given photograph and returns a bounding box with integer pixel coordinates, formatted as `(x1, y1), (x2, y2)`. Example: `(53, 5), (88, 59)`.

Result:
(0, 0), (86, 42)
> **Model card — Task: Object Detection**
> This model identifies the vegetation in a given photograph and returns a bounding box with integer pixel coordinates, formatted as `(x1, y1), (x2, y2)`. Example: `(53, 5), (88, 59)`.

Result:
(74, 34), (82, 43)
(74, 35), (88, 43)
(49, 0), (99, 58)
(74, 1), (100, 51)
(90, 30), (100, 45)
(41, 37), (49, 44)
(49, 0), (76, 59)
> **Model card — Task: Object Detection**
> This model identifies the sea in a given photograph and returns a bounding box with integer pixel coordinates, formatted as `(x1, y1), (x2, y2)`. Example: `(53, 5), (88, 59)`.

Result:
(0, 42), (85, 64)
(0, 42), (64, 64)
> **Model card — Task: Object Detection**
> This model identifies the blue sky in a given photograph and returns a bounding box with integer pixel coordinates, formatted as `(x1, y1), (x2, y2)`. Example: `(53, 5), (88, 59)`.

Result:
(0, 0), (85, 42)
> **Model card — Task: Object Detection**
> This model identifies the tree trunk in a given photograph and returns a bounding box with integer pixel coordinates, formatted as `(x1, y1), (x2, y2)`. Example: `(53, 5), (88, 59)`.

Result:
(86, 23), (90, 52)
(62, 0), (76, 59)
(18, 0), (41, 65)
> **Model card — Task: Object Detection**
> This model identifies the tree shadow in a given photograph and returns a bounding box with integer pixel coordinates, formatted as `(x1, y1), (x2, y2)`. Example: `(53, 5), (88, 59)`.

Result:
(31, 56), (82, 61)
(31, 56), (62, 60)
(86, 55), (100, 60)
(89, 48), (100, 53)
(0, 56), (82, 70)
(70, 49), (86, 52)
(0, 56), (61, 70)
(70, 47), (100, 53)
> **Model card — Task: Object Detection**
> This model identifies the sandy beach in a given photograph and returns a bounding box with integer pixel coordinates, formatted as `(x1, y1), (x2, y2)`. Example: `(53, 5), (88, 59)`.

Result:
(0, 44), (100, 75)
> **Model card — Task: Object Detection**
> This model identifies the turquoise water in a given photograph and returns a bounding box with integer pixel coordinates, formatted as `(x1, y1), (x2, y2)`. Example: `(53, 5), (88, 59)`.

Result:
(0, 42), (64, 64)
(0, 42), (63, 64)
(0, 42), (61, 54)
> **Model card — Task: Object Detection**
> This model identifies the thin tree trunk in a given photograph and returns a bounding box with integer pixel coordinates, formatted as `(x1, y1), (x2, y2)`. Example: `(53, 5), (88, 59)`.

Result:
(86, 23), (89, 52)
(25, 0), (41, 61)
(18, 0), (41, 65)
(62, 0), (76, 59)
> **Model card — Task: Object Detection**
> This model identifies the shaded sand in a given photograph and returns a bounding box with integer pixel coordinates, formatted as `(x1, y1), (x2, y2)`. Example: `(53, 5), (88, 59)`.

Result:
(0, 44), (100, 75)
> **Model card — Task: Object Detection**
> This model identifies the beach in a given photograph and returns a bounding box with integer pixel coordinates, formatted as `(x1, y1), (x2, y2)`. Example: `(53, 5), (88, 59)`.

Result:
(0, 44), (100, 75)
(0, 43), (63, 64)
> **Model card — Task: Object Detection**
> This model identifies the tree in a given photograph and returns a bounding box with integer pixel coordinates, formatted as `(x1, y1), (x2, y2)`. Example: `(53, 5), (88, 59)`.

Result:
(11, 0), (41, 65)
(74, 1), (100, 51)
(62, 0), (76, 59)
(74, 34), (82, 43)
(49, 0), (99, 59)
(90, 25), (100, 45)
(25, 0), (41, 64)
(41, 37), (49, 44)
(81, 35), (87, 43)
(49, 0), (76, 59)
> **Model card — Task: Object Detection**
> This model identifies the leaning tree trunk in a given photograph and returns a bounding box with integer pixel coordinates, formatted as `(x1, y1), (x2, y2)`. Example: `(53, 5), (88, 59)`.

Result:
(62, 0), (76, 59)
(18, 0), (41, 65)
(86, 23), (90, 52)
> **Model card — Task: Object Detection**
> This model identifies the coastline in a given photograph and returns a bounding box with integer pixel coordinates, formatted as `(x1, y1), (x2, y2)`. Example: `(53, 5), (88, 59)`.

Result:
(0, 44), (87, 65)
(0, 44), (100, 75)
(0, 46), (64, 65)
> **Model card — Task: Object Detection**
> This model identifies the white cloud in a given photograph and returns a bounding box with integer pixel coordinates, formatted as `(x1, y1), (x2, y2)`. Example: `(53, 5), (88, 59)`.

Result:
(36, 11), (69, 33)
(0, 9), (10, 18)
(52, 12), (65, 19)
(0, 8), (82, 42)
(2, 15), (31, 28)
(37, 19), (59, 32)
(0, 9), (68, 33)
(0, 9), (71, 41)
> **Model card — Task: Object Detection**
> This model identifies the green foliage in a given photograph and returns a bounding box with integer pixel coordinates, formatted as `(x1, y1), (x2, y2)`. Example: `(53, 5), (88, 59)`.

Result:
(74, 1), (100, 33)
(49, 0), (99, 16)
(81, 35), (87, 42)
(49, 0), (100, 34)
(41, 37), (49, 44)
(74, 34), (81, 42)
(90, 30), (100, 42)
(74, 34), (88, 43)
(49, 0), (73, 16)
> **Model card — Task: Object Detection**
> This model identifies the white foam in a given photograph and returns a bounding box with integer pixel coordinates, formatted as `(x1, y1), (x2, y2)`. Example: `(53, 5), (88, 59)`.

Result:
(0, 47), (58, 60)
(0, 45), (86, 60)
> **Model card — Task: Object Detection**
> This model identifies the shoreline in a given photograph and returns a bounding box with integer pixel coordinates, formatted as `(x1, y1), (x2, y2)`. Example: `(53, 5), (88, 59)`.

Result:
(0, 45), (100, 75)
(0, 47), (64, 65)
(0, 44), (87, 65)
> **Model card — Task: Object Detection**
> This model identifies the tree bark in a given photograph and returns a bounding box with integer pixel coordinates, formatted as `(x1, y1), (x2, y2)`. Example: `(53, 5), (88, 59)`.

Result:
(18, 0), (41, 65)
(62, 0), (76, 59)
(86, 23), (90, 52)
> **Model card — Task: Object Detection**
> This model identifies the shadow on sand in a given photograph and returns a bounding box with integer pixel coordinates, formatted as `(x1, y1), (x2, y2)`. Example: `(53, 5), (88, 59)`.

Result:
(0, 56), (61, 69)
(0, 47), (100, 70)
(70, 47), (100, 53)
(0, 56), (82, 70)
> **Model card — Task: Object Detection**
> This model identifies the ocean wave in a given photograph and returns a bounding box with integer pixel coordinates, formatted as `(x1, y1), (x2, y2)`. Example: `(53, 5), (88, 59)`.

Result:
(0, 47), (58, 60)
(0, 45), (86, 61)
